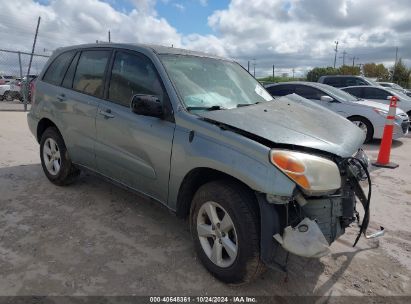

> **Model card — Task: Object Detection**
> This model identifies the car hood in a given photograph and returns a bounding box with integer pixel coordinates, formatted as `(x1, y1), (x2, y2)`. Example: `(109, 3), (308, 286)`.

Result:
(355, 99), (406, 115)
(199, 94), (365, 158)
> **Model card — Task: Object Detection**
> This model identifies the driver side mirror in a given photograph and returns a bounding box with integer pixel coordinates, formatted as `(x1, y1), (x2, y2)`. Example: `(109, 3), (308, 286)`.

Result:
(131, 94), (163, 118)
(320, 95), (334, 102)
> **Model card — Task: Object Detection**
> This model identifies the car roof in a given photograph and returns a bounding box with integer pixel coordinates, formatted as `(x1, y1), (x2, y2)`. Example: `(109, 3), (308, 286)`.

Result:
(53, 43), (229, 61)
(319, 75), (364, 78)
(342, 85), (382, 89)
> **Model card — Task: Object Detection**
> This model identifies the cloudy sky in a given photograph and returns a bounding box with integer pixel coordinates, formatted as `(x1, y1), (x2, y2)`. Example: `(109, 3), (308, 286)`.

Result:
(0, 0), (410, 77)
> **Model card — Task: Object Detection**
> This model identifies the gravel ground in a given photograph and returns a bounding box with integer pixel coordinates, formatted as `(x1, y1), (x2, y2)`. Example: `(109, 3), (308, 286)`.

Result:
(0, 111), (410, 297)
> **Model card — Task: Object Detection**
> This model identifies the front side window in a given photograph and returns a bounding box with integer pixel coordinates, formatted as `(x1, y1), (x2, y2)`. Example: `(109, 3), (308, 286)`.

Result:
(73, 50), (111, 98)
(43, 51), (75, 86)
(342, 87), (362, 98)
(295, 85), (323, 100)
(323, 77), (340, 87)
(160, 55), (273, 110)
(266, 85), (295, 96)
(108, 51), (165, 107)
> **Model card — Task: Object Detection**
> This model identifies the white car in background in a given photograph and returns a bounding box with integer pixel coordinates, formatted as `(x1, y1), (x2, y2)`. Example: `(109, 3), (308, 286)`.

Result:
(265, 82), (410, 143)
(377, 82), (411, 97)
(342, 85), (411, 121)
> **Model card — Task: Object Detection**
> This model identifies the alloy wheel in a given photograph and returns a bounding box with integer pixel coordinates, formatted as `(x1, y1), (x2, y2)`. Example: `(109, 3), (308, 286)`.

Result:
(43, 138), (61, 175)
(196, 201), (238, 268)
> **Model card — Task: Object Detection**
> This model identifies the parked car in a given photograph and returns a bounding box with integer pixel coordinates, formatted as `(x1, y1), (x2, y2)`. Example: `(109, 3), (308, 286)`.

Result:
(265, 82), (409, 143)
(0, 79), (23, 101)
(28, 43), (376, 283)
(341, 85), (411, 121)
(0, 75), (15, 85)
(318, 75), (380, 88)
(377, 82), (411, 97)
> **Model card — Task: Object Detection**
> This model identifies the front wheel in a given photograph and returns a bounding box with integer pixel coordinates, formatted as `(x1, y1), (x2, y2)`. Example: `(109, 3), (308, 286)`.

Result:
(190, 181), (264, 284)
(4, 91), (13, 102)
(348, 116), (373, 143)
(40, 127), (80, 186)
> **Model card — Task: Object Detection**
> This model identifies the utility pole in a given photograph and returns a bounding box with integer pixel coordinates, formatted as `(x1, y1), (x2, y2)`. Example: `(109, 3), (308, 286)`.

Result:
(108, 30), (111, 43)
(339, 50), (347, 66)
(247, 61), (250, 72)
(252, 58), (256, 77)
(333, 41), (339, 68)
(292, 68), (295, 79)
(392, 46), (398, 81)
(350, 56), (359, 67)
(272, 65), (275, 81)
(26, 16), (41, 112)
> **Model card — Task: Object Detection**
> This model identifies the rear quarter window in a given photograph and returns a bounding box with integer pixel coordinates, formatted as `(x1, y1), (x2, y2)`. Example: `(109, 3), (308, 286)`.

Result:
(42, 51), (75, 86)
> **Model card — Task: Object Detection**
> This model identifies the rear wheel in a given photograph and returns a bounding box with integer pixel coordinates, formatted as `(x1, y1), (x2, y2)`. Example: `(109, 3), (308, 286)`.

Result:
(348, 116), (373, 143)
(40, 127), (80, 185)
(190, 181), (264, 284)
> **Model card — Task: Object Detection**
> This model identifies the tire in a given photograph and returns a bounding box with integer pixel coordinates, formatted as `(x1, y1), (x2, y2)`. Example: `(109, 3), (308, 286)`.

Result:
(40, 127), (80, 186)
(0, 95), (4, 101)
(4, 91), (13, 102)
(348, 116), (373, 143)
(190, 180), (264, 284)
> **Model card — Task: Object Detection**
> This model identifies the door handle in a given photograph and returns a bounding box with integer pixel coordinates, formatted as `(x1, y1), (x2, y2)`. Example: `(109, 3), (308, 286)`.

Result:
(56, 94), (66, 102)
(98, 108), (115, 118)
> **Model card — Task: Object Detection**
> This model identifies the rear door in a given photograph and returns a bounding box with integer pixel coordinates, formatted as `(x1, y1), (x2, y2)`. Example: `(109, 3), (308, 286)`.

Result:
(94, 49), (175, 203)
(54, 49), (112, 168)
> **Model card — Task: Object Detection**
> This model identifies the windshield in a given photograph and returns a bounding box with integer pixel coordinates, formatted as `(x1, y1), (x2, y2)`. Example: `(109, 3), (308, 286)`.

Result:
(317, 83), (360, 102)
(160, 55), (273, 110)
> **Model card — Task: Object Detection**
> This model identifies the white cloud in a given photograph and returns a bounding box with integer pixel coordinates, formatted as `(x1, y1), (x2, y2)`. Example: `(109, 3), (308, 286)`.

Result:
(0, 0), (410, 77)
(172, 3), (185, 12)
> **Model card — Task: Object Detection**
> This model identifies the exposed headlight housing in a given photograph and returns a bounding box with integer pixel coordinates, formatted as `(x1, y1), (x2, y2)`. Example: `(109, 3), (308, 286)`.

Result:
(269, 149), (341, 195)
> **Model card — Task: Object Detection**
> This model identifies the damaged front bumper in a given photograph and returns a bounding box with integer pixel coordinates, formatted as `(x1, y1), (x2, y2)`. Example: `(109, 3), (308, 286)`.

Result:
(259, 150), (384, 269)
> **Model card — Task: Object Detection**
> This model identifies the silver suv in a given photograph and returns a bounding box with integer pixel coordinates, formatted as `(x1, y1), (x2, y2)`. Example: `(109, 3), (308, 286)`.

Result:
(28, 43), (373, 284)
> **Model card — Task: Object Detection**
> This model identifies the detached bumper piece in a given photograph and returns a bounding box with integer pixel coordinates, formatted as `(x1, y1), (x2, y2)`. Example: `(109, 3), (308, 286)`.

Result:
(273, 218), (330, 258)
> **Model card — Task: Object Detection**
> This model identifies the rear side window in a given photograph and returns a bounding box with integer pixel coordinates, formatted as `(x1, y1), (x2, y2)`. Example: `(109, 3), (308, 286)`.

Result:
(108, 51), (166, 107)
(295, 85), (323, 100)
(343, 77), (367, 87)
(266, 85), (295, 96)
(73, 50), (111, 98)
(43, 51), (75, 85)
(362, 87), (390, 99)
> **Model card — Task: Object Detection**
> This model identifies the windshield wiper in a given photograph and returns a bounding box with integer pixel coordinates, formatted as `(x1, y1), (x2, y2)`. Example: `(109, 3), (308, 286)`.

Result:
(186, 105), (226, 111)
(237, 102), (262, 108)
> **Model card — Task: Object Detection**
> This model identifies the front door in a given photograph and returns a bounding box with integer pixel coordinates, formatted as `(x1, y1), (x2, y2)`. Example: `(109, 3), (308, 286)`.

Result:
(95, 50), (175, 204)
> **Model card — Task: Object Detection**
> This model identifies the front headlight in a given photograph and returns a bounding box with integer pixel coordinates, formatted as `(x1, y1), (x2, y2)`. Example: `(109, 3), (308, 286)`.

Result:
(269, 149), (341, 195)
(374, 108), (402, 124)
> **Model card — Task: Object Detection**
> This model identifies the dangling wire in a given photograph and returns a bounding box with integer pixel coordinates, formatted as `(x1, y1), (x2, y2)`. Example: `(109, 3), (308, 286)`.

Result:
(340, 156), (372, 247)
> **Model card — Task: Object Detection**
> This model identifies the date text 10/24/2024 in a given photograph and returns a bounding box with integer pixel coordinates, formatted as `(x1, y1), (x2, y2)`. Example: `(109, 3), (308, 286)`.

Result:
(149, 297), (257, 303)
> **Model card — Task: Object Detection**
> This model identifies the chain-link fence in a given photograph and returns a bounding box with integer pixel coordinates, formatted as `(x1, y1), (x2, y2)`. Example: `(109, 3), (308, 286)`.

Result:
(0, 49), (49, 111)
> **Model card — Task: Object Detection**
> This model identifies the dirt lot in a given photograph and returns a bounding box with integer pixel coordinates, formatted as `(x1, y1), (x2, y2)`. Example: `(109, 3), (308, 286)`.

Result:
(0, 111), (410, 297)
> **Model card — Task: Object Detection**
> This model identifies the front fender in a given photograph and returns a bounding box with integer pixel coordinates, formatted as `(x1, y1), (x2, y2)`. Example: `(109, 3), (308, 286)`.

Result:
(167, 126), (296, 210)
